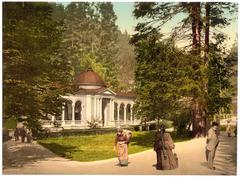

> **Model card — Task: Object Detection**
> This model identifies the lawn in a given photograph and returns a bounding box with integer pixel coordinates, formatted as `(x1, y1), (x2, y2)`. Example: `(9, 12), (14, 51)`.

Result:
(38, 131), (190, 162)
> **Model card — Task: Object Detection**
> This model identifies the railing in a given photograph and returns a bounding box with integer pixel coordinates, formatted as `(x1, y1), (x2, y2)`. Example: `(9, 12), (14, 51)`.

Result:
(41, 119), (140, 128)
(64, 120), (72, 125)
(109, 120), (140, 126)
(74, 120), (81, 125)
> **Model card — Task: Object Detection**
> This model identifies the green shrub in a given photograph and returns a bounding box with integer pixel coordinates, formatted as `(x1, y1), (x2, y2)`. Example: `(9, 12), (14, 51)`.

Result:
(133, 125), (140, 131)
(161, 120), (173, 128)
(3, 116), (18, 129)
(173, 109), (191, 135)
(87, 119), (101, 129)
(220, 125), (226, 131)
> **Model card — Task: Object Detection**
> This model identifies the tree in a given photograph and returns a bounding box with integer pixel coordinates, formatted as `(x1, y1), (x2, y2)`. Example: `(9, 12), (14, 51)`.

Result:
(59, 2), (122, 91)
(133, 32), (185, 129)
(132, 2), (237, 137)
(116, 30), (136, 90)
(3, 2), (72, 133)
(207, 35), (237, 118)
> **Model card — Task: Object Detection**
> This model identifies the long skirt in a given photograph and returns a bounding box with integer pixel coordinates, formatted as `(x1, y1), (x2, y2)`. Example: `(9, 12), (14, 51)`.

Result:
(156, 149), (178, 170)
(116, 142), (128, 166)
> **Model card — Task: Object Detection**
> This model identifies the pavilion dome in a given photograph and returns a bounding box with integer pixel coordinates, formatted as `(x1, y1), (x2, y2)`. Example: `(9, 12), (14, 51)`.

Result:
(74, 70), (106, 89)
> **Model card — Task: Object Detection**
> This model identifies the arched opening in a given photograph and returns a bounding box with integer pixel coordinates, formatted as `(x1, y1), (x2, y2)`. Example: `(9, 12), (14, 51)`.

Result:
(75, 101), (82, 121)
(114, 103), (118, 120)
(119, 103), (124, 121)
(64, 100), (72, 121)
(56, 115), (61, 120)
(126, 104), (131, 121)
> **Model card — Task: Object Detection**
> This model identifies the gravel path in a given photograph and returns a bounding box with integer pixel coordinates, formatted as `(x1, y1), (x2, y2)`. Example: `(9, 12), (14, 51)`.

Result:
(3, 132), (237, 175)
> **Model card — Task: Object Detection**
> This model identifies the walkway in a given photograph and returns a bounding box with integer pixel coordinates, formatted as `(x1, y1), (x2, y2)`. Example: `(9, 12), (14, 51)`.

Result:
(2, 132), (237, 175)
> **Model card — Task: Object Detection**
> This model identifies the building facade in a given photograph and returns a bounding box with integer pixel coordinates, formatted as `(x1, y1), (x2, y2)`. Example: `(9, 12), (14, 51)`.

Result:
(43, 70), (139, 129)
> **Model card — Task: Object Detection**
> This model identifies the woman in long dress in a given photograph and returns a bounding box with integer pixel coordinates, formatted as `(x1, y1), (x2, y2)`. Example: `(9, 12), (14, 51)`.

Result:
(114, 127), (131, 166)
(154, 125), (178, 170)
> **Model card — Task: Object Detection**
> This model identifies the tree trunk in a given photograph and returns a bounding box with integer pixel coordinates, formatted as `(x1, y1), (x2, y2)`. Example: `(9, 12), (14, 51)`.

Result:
(157, 118), (160, 130)
(204, 2), (210, 64)
(202, 2), (211, 137)
(191, 2), (205, 137)
(191, 2), (201, 55)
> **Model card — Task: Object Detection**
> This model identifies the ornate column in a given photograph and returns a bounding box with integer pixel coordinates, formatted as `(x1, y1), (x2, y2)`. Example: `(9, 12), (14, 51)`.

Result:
(112, 100), (115, 122)
(124, 104), (127, 123)
(109, 99), (112, 122)
(99, 98), (102, 121)
(130, 105), (133, 124)
(71, 102), (75, 125)
(117, 103), (120, 122)
(94, 97), (96, 119)
(62, 104), (65, 126)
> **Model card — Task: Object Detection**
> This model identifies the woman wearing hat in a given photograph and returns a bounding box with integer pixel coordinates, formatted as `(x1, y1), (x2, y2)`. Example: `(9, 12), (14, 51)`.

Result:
(153, 125), (178, 170)
(114, 126), (130, 166)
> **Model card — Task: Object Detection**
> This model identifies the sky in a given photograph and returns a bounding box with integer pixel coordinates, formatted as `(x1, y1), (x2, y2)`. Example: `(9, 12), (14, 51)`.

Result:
(34, 0), (238, 47)
(61, 1), (238, 47)
(112, 2), (238, 46)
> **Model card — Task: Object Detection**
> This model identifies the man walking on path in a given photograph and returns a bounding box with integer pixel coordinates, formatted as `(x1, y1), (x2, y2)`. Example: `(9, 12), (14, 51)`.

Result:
(19, 126), (26, 143)
(205, 122), (219, 170)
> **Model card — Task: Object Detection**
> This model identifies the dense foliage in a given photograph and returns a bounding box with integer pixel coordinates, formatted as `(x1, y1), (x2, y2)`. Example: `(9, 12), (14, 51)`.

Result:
(2, 2), (135, 132)
(131, 2), (237, 136)
(3, 2), (72, 132)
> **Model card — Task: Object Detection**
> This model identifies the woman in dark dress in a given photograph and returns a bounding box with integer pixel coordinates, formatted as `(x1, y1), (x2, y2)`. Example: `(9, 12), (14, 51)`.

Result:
(154, 125), (178, 170)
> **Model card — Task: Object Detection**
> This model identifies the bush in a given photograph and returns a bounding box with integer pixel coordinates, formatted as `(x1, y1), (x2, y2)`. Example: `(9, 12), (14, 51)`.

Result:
(36, 128), (120, 138)
(161, 120), (173, 128)
(173, 109), (191, 135)
(87, 119), (101, 129)
(220, 125), (226, 131)
(133, 125), (140, 131)
(149, 124), (157, 130)
(3, 116), (18, 129)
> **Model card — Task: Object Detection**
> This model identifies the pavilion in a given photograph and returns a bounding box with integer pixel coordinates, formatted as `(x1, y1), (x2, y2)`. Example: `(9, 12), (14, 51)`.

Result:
(43, 70), (139, 129)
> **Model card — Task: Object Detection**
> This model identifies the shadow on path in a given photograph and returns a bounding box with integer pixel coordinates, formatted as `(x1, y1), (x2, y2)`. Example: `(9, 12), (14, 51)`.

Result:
(3, 140), (77, 169)
(213, 133), (237, 175)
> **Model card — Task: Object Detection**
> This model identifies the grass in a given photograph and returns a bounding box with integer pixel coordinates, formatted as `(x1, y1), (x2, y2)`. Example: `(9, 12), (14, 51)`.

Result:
(38, 131), (191, 162)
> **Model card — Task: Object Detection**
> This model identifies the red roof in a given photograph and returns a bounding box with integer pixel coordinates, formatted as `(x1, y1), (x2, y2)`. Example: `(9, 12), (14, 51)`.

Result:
(74, 71), (106, 87)
(116, 91), (136, 98)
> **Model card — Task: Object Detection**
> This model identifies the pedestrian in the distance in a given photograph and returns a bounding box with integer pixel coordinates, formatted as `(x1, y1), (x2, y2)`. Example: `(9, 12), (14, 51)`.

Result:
(206, 122), (219, 170)
(19, 126), (27, 143)
(226, 122), (232, 137)
(14, 127), (20, 141)
(26, 128), (32, 143)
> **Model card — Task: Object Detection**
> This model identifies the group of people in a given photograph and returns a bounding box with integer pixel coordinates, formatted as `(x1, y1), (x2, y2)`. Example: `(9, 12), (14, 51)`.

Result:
(14, 126), (32, 143)
(114, 121), (222, 171)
